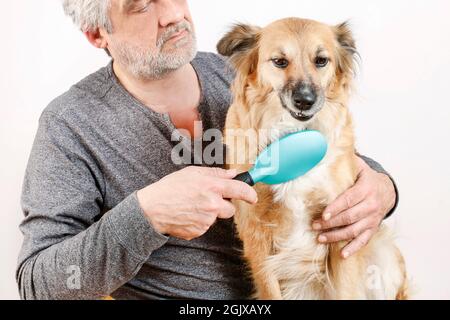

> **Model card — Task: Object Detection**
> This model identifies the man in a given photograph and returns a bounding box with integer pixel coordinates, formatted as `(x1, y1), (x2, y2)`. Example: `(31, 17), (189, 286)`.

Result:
(17, 0), (398, 300)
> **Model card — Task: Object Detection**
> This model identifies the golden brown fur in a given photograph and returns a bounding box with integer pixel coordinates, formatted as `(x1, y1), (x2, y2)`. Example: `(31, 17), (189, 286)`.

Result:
(218, 18), (407, 300)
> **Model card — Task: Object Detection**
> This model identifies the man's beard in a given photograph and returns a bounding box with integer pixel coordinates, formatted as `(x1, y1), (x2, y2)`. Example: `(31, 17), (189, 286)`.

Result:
(109, 20), (197, 80)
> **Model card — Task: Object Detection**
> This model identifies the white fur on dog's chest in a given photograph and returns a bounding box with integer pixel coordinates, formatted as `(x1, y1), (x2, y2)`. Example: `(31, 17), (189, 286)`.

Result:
(270, 150), (337, 254)
(271, 146), (339, 214)
(265, 150), (340, 299)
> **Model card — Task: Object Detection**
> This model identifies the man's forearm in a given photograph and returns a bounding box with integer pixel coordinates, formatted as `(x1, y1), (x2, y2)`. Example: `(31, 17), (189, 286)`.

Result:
(16, 193), (168, 300)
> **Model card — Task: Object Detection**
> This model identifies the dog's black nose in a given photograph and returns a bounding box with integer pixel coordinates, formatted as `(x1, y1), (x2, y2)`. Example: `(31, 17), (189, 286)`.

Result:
(292, 85), (317, 111)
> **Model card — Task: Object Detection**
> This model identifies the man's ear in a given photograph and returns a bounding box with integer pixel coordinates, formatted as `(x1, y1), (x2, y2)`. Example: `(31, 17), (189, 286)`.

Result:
(333, 21), (358, 78)
(84, 28), (109, 50)
(217, 23), (261, 73)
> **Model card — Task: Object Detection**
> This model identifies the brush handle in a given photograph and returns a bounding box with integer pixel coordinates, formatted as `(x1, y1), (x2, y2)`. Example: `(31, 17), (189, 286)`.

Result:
(233, 172), (255, 187)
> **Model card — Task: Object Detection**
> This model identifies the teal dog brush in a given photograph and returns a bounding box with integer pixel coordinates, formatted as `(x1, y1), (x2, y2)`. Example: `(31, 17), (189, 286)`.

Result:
(234, 130), (328, 186)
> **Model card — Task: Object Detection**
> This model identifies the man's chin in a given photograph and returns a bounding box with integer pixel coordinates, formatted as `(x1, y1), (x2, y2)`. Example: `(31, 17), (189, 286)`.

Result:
(113, 41), (197, 80)
(163, 37), (196, 57)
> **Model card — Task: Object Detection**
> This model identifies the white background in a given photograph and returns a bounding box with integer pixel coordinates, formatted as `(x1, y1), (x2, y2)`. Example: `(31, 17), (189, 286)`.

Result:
(1, 0), (449, 299)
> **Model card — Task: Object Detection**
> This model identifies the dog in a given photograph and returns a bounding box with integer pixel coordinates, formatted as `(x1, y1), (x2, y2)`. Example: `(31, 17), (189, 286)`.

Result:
(218, 18), (408, 300)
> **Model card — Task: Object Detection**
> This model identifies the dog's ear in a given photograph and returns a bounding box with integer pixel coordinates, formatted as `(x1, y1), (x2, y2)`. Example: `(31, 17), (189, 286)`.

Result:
(217, 24), (261, 71)
(217, 24), (261, 102)
(217, 24), (261, 57)
(334, 21), (356, 54)
(333, 21), (359, 86)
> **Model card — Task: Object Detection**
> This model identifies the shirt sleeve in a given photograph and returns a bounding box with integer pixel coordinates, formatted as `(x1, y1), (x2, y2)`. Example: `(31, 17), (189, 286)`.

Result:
(356, 153), (399, 219)
(16, 111), (169, 300)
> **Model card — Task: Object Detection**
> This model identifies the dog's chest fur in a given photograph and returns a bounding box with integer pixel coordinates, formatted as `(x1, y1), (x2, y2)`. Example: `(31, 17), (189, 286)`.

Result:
(264, 145), (347, 299)
(252, 114), (357, 299)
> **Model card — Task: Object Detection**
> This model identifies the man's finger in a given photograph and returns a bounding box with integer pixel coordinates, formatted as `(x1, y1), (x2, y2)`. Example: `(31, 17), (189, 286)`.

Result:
(321, 183), (366, 222)
(194, 166), (237, 179)
(220, 180), (258, 204)
(313, 201), (370, 231)
(217, 200), (237, 219)
(341, 229), (374, 259)
(317, 218), (371, 244)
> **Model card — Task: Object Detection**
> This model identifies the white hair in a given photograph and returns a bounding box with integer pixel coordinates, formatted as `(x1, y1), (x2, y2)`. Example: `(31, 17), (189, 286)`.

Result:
(62, 0), (113, 33)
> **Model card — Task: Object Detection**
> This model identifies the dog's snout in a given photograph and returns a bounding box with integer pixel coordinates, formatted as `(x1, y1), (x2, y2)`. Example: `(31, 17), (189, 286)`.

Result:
(292, 84), (317, 111)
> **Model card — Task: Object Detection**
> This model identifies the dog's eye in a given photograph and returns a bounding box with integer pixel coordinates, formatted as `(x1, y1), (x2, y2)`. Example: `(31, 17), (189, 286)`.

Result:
(315, 57), (329, 68)
(272, 58), (289, 69)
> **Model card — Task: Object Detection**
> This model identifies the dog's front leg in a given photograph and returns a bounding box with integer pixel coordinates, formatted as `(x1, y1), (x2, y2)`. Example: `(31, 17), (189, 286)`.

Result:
(243, 244), (283, 300)
(236, 217), (283, 300)
(253, 270), (282, 300)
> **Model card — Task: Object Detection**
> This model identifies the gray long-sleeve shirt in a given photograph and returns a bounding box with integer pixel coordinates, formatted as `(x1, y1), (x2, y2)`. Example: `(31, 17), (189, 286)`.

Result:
(17, 52), (397, 300)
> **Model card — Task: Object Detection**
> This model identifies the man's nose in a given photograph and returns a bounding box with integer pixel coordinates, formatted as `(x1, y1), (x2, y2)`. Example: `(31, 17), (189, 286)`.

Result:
(292, 84), (317, 111)
(159, 0), (185, 27)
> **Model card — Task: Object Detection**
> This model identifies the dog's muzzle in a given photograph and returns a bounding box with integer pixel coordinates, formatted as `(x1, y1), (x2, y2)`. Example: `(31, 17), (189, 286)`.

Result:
(292, 84), (317, 111)
(280, 82), (324, 122)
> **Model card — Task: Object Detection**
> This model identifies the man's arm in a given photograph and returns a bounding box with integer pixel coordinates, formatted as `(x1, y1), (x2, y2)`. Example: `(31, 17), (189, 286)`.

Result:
(17, 111), (169, 300)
